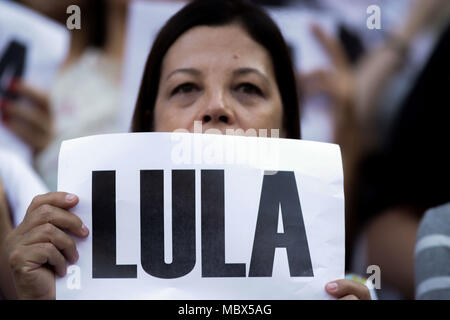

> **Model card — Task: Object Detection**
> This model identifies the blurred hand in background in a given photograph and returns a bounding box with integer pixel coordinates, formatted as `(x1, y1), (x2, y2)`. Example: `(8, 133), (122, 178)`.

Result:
(2, 80), (53, 155)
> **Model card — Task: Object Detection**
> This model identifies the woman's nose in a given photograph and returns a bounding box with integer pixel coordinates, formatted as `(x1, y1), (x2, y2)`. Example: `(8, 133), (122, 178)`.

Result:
(199, 93), (235, 125)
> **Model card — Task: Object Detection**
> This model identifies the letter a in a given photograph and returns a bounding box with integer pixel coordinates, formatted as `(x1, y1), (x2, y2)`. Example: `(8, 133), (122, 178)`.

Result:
(249, 171), (313, 277)
(66, 5), (81, 30)
(66, 265), (81, 290)
(366, 5), (381, 30)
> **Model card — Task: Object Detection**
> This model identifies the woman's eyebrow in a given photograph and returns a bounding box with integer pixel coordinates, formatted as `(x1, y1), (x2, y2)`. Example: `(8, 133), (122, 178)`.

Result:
(166, 68), (201, 80)
(233, 68), (270, 86)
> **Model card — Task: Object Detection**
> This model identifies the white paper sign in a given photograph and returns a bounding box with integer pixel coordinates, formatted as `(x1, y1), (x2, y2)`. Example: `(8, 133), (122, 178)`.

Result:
(119, 1), (336, 131)
(56, 133), (344, 300)
(0, 0), (70, 163)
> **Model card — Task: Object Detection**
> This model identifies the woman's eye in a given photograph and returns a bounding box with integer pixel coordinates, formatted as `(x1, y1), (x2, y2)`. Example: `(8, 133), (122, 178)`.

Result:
(235, 83), (264, 97)
(171, 83), (199, 96)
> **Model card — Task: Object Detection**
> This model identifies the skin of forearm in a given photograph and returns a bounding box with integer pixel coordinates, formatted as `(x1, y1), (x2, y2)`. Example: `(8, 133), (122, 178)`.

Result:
(0, 191), (18, 299)
(352, 8), (423, 146)
(353, 47), (406, 135)
(365, 206), (422, 299)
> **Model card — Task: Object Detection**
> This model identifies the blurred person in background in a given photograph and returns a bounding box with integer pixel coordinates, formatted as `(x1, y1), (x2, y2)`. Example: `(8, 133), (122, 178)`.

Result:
(328, 0), (450, 299)
(0, 150), (48, 299)
(5, 0), (128, 190)
(257, 0), (450, 299)
(415, 202), (450, 299)
(0, 0), (128, 298)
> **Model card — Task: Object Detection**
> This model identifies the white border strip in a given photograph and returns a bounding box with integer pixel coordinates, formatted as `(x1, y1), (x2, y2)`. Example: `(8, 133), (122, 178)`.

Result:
(416, 277), (450, 298)
(415, 234), (450, 256)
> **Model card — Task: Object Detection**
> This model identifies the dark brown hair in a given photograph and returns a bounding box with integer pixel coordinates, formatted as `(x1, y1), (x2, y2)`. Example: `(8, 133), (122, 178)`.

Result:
(132, 0), (301, 139)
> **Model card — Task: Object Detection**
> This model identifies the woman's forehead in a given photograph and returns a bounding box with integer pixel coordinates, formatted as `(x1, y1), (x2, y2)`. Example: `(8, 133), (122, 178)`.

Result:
(161, 24), (275, 78)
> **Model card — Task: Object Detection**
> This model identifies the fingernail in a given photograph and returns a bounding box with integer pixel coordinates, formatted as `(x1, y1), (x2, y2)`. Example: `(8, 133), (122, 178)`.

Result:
(326, 282), (338, 292)
(81, 224), (89, 235)
(65, 193), (77, 202)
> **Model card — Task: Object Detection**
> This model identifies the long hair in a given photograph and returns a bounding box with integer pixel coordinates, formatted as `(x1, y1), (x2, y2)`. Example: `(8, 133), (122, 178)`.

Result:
(132, 0), (301, 139)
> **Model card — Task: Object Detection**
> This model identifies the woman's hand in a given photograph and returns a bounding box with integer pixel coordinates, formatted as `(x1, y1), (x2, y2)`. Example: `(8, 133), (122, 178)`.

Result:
(5, 192), (89, 300)
(299, 24), (355, 110)
(298, 24), (357, 147)
(325, 279), (371, 300)
(2, 79), (53, 154)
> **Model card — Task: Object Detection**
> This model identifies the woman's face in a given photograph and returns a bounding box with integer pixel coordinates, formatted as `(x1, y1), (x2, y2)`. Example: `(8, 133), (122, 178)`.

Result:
(153, 24), (285, 137)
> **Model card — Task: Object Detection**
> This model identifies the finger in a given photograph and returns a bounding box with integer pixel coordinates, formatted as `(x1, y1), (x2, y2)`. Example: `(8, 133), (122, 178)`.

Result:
(5, 111), (51, 147)
(340, 295), (359, 300)
(13, 80), (50, 111)
(9, 242), (67, 277)
(3, 101), (51, 132)
(27, 192), (79, 215)
(311, 24), (349, 70)
(21, 223), (79, 264)
(29, 243), (67, 277)
(325, 279), (371, 300)
(301, 70), (328, 88)
(21, 204), (89, 239)
(3, 117), (51, 152)
(300, 70), (334, 96)
(19, 194), (88, 239)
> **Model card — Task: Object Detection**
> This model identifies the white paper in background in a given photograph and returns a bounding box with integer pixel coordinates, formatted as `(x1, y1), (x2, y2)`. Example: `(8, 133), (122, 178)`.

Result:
(300, 95), (334, 143)
(0, 149), (48, 227)
(56, 132), (345, 300)
(0, 0), (70, 163)
(118, 1), (337, 132)
(270, 4), (337, 144)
